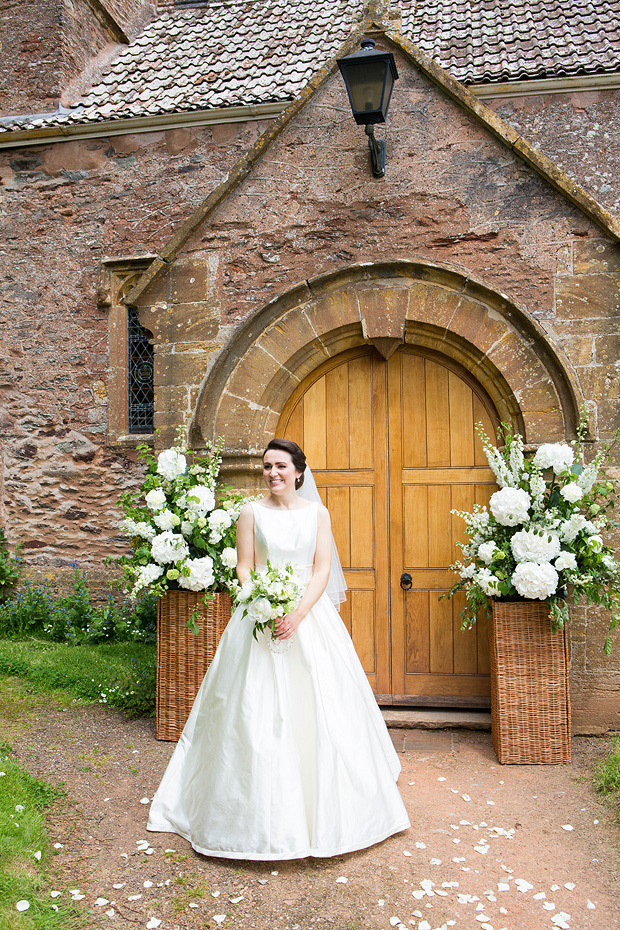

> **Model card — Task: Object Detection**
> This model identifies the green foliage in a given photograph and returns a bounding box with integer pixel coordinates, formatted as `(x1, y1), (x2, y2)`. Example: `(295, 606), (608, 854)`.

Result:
(593, 737), (620, 801)
(0, 566), (156, 645)
(0, 529), (22, 604)
(0, 639), (156, 719)
(0, 743), (89, 929)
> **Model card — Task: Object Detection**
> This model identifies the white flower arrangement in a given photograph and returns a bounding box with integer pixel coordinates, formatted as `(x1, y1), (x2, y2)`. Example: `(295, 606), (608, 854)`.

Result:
(234, 560), (303, 643)
(110, 431), (256, 630)
(446, 421), (620, 653)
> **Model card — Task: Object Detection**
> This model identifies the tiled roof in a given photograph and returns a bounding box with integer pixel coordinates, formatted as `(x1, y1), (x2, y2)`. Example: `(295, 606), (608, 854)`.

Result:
(2, 0), (620, 133)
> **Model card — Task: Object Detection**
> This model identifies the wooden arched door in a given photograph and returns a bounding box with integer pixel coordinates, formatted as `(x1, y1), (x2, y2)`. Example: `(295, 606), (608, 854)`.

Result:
(277, 345), (498, 706)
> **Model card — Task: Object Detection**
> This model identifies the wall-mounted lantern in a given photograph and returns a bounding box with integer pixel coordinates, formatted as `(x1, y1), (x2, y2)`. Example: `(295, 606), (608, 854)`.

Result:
(337, 37), (399, 178)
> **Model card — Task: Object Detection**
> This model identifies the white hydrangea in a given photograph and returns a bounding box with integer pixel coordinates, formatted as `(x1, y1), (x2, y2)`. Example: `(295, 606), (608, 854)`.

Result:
(208, 508), (232, 532)
(145, 489), (167, 512)
(474, 568), (502, 596)
(511, 528), (561, 564)
(181, 520), (194, 537)
(153, 508), (180, 532)
(555, 551), (577, 572)
(533, 443), (574, 475)
(560, 482), (583, 504)
(178, 556), (215, 592)
(156, 449), (187, 481)
(133, 563), (164, 592)
(121, 518), (156, 541)
(185, 485), (216, 515)
(560, 513), (589, 543)
(221, 547), (238, 569)
(512, 561), (559, 599)
(490, 487), (531, 526)
(151, 531), (190, 565)
(478, 542), (499, 565)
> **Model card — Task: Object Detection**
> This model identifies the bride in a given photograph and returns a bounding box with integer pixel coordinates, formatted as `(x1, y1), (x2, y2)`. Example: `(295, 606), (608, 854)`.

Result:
(147, 438), (410, 859)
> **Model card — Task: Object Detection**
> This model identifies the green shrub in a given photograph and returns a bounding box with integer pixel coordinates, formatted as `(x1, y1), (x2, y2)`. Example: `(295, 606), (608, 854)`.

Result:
(0, 529), (22, 604)
(594, 736), (620, 805)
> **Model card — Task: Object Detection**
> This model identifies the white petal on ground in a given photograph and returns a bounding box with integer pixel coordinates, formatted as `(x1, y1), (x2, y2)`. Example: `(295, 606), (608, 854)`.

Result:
(15, 901), (30, 911)
(430, 858), (442, 865)
(551, 913), (571, 929)
(128, 894), (142, 901)
(389, 918), (401, 927)
(144, 881), (153, 888)
(106, 909), (115, 917)
(462, 794), (471, 801)
(533, 892), (546, 899)
(213, 917), (227, 925)
(437, 777), (446, 781)
(257, 880), (268, 885)
(543, 902), (556, 911)
(50, 891), (61, 898)
(563, 883), (575, 890)
(95, 897), (109, 905)
(378, 899), (385, 906)
(403, 850), (412, 857)
(499, 907), (508, 914)
(211, 891), (221, 897)
(497, 883), (509, 892)
(336, 877), (348, 884)
(587, 900), (596, 909)
(561, 825), (574, 832)
(474, 845), (489, 855)
(51, 904), (59, 912)
(140, 798), (150, 804)
(415, 842), (427, 849)
(271, 871), (278, 875)
(474, 916), (490, 923)
(113, 883), (125, 889)
(417, 921), (432, 930)
(146, 920), (162, 929)
(420, 879), (435, 895)
(230, 895), (244, 902)
(551, 884), (560, 891)
(53, 843), (64, 849)
(34, 851), (42, 860)
(189, 903), (199, 908)
(72, 893), (85, 901)
(514, 879), (533, 893)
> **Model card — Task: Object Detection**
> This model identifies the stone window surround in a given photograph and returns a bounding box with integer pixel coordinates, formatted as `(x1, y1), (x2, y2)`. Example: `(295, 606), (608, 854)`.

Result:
(98, 255), (157, 448)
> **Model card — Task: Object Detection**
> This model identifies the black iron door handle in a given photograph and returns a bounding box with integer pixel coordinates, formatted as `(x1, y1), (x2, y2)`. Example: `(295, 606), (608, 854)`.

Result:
(400, 572), (413, 591)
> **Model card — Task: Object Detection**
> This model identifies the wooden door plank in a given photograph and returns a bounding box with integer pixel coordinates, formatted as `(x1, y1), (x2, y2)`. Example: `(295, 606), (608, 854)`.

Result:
(403, 673), (491, 697)
(284, 399), (304, 449)
(372, 354), (391, 695)
(405, 590), (429, 673)
(429, 593), (454, 674)
(350, 486), (374, 568)
(449, 370), (475, 466)
(473, 394), (496, 465)
(387, 351), (405, 696)
(428, 485), (452, 566)
(403, 467), (496, 484)
(425, 360), (450, 467)
(450, 484), (475, 564)
(351, 589), (376, 673)
(325, 364), (350, 469)
(401, 352), (427, 467)
(452, 591), (478, 674)
(403, 485), (428, 567)
(302, 378), (327, 469)
(349, 355), (374, 469)
(327, 486), (351, 568)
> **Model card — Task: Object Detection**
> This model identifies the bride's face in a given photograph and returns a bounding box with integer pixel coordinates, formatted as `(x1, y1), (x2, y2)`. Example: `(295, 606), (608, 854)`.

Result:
(262, 449), (301, 494)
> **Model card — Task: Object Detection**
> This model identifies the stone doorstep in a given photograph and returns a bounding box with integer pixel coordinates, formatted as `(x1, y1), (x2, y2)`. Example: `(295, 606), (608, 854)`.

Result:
(381, 708), (492, 731)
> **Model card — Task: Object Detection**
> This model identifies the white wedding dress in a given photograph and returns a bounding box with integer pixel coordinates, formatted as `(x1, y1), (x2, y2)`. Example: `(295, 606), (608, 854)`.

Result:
(147, 500), (410, 860)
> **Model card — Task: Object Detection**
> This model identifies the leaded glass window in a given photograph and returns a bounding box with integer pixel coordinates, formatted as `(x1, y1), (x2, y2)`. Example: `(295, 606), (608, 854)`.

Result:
(127, 307), (154, 434)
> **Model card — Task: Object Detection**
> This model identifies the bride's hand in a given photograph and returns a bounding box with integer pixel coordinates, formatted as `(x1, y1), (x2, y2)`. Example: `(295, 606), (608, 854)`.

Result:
(273, 611), (302, 640)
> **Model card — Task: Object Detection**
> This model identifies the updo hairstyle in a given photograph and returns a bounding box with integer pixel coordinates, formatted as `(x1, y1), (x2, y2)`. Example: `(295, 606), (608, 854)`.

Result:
(263, 438), (307, 489)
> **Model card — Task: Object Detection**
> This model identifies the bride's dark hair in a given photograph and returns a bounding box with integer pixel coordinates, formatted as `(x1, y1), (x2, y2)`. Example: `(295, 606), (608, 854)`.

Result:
(263, 438), (307, 489)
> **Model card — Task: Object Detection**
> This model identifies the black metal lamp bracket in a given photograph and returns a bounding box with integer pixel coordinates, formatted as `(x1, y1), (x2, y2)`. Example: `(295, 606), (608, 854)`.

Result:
(365, 124), (386, 178)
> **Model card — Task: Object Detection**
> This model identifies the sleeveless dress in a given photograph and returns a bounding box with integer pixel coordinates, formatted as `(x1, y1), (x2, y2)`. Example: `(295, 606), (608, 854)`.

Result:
(147, 500), (410, 860)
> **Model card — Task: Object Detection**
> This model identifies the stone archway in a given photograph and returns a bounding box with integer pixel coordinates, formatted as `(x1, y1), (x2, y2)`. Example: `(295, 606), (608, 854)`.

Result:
(189, 260), (587, 475)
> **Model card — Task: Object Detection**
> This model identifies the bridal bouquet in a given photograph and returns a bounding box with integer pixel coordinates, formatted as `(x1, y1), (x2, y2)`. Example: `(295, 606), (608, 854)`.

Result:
(446, 421), (620, 653)
(111, 431), (253, 618)
(234, 561), (303, 645)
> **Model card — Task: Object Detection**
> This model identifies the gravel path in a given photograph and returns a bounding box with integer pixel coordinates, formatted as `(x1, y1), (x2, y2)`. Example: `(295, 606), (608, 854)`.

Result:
(2, 676), (619, 930)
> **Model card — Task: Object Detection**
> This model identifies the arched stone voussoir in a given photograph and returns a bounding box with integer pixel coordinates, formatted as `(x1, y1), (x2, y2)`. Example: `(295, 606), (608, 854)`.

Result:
(190, 260), (588, 452)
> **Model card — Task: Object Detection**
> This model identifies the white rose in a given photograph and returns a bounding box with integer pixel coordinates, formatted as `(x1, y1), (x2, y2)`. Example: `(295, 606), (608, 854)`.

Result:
(511, 528), (561, 564)
(153, 508), (180, 532)
(512, 562), (558, 599)
(178, 556), (215, 592)
(474, 567), (502, 596)
(490, 487), (531, 526)
(156, 449), (187, 481)
(587, 535), (603, 553)
(145, 489), (167, 512)
(221, 547), (238, 569)
(533, 443), (574, 475)
(185, 485), (216, 515)
(247, 597), (275, 624)
(560, 483), (583, 503)
(150, 531), (190, 565)
(478, 542), (499, 565)
(209, 530), (223, 545)
(237, 580), (253, 603)
(555, 551), (577, 572)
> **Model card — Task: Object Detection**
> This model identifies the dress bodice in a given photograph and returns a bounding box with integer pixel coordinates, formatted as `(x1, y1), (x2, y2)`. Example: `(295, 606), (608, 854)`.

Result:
(252, 500), (318, 577)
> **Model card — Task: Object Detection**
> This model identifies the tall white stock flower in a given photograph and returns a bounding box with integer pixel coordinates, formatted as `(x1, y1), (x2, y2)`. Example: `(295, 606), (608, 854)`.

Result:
(459, 563), (476, 579)
(508, 435), (525, 484)
(484, 445), (513, 488)
(153, 508), (180, 532)
(533, 443), (574, 475)
(474, 567), (502, 596)
(555, 551), (577, 572)
(560, 513), (589, 543)
(156, 449), (187, 481)
(185, 485), (216, 515)
(577, 463), (599, 492)
(489, 487), (531, 526)
(560, 482), (583, 504)
(478, 542), (499, 565)
(151, 531), (190, 565)
(121, 518), (156, 541)
(145, 489), (167, 512)
(512, 561), (559, 599)
(221, 547), (238, 569)
(528, 469), (546, 511)
(511, 528), (561, 564)
(178, 556), (215, 592)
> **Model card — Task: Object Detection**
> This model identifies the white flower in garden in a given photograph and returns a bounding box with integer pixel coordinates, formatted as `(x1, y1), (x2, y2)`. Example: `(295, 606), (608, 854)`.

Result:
(153, 508), (180, 532)
(145, 489), (167, 512)
(178, 556), (215, 591)
(474, 568), (502, 596)
(208, 508), (233, 533)
(533, 443), (574, 475)
(221, 547), (238, 569)
(237, 580), (253, 603)
(528, 470), (546, 510)
(555, 551), (577, 572)
(460, 563), (476, 579)
(560, 483), (583, 503)
(121, 518), (157, 541)
(181, 520), (194, 537)
(156, 448), (187, 481)
(602, 555), (618, 572)
(489, 487), (531, 526)
(587, 535), (604, 553)
(577, 464), (598, 492)
(511, 528), (561, 564)
(512, 561), (558, 599)
(134, 563), (164, 591)
(560, 514), (589, 543)
(185, 485), (216, 515)
(151, 531), (190, 565)
(247, 597), (275, 624)
(478, 542), (499, 565)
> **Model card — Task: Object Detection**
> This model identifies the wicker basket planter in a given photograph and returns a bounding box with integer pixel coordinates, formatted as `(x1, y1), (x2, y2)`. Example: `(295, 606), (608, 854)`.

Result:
(156, 590), (232, 741)
(489, 599), (571, 765)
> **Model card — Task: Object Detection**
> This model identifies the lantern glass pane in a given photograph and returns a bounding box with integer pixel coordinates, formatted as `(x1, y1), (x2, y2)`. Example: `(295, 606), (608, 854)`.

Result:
(343, 60), (388, 115)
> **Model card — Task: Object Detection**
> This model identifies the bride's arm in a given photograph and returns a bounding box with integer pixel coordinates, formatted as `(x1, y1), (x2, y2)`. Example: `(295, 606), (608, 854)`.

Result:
(274, 505), (332, 639)
(235, 503), (254, 587)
